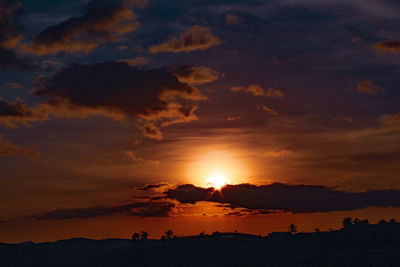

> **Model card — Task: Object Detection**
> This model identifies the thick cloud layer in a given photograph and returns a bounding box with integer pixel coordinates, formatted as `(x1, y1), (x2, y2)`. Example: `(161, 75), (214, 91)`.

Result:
(149, 25), (221, 53)
(165, 183), (400, 213)
(25, 201), (174, 220)
(20, 2), (139, 55)
(374, 39), (400, 54)
(0, 0), (26, 67)
(31, 62), (206, 138)
(0, 134), (39, 157)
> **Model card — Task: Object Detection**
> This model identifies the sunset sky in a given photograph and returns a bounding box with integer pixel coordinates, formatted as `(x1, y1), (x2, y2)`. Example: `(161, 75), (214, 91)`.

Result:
(1, 0), (400, 243)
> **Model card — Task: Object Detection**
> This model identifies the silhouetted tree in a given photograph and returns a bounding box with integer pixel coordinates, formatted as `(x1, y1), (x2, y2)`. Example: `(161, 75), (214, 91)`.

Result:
(164, 230), (174, 239)
(378, 219), (387, 226)
(288, 224), (297, 235)
(131, 232), (140, 241)
(315, 228), (320, 233)
(390, 218), (399, 225)
(342, 217), (353, 229)
(353, 218), (361, 225)
(140, 231), (148, 240)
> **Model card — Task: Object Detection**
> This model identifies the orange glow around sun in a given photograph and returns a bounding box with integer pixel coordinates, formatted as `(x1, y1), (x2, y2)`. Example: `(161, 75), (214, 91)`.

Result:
(206, 173), (228, 189)
(185, 149), (250, 188)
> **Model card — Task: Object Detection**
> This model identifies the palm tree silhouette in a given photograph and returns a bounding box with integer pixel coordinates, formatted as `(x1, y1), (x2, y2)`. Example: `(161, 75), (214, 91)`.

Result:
(288, 224), (297, 235)
(164, 230), (174, 239)
(131, 232), (140, 241)
(140, 231), (148, 240)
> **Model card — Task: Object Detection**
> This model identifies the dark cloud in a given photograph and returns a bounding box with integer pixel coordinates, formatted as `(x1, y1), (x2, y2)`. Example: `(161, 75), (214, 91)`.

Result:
(149, 25), (221, 53)
(32, 61), (206, 139)
(0, 134), (39, 157)
(20, 2), (139, 55)
(0, 99), (47, 127)
(165, 183), (400, 213)
(374, 39), (400, 54)
(0, 0), (28, 68)
(139, 183), (168, 191)
(25, 201), (174, 220)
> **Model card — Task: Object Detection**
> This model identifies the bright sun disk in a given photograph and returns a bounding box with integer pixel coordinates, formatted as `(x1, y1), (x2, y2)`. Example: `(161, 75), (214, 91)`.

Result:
(206, 173), (229, 189)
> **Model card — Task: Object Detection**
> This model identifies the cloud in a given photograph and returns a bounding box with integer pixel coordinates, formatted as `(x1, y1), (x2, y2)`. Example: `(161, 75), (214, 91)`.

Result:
(226, 14), (243, 25)
(260, 106), (278, 115)
(148, 25), (221, 53)
(125, 150), (159, 165)
(6, 82), (24, 89)
(118, 56), (148, 66)
(373, 39), (400, 54)
(32, 61), (206, 139)
(20, 2), (140, 55)
(230, 85), (284, 98)
(0, 134), (39, 157)
(379, 113), (400, 128)
(172, 65), (221, 85)
(262, 150), (291, 157)
(165, 183), (400, 213)
(0, 99), (48, 127)
(357, 80), (384, 95)
(0, 0), (28, 68)
(138, 183), (168, 191)
(227, 115), (240, 121)
(23, 201), (174, 220)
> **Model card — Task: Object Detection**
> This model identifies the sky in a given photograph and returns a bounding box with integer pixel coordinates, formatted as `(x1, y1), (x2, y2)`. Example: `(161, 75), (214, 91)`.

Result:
(0, 0), (400, 243)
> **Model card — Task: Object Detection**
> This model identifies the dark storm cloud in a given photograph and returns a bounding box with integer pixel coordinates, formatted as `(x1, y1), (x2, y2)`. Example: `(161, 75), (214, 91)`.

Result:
(20, 1), (140, 55)
(374, 40), (400, 54)
(25, 201), (174, 220)
(32, 61), (206, 139)
(165, 183), (400, 213)
(0, 134), (39, 157)
(0, 0), (28, 68)
(149, 25), (221, 53)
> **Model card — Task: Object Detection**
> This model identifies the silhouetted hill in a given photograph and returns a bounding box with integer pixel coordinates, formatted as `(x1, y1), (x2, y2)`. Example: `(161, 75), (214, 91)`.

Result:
(2, 218), (400, 266)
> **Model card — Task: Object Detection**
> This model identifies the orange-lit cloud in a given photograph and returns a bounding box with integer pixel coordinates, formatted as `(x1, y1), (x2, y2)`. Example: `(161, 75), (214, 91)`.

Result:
(118, 56), (148, 66)
(231, 85), (284, 98)
(173, 65), (221, 85)
(0, 0), (28, 68)
(125, 150), (159, 165)
(226, 14), (242, 25)
(379, 113), (400, 128)
(260, 106), (278, 115)
(373, 39), (400, 54)
(262, 150), (291, 158)
(0, 134), (39, 157)
(20, 3), (139, 55)
(357, 80), (384, 95)
(148, 25), (221, 53)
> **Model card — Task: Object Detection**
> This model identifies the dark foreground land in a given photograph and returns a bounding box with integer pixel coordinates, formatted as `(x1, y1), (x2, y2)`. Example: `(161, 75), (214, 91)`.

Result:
(1, 220), (400, 266)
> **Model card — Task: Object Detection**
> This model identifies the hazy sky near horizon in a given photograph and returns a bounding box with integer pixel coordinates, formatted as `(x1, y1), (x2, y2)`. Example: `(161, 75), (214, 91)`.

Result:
(0, 0), (400, 242)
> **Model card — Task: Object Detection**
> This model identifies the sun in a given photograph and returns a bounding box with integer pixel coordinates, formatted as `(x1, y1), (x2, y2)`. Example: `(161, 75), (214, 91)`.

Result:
(206, 173), (229, 189)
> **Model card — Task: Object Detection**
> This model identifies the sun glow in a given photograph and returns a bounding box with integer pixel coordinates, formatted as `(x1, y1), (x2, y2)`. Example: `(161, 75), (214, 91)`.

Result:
(185, 149), (251, 187)
(206, 173), (229, 189)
